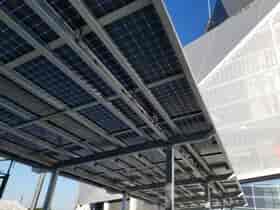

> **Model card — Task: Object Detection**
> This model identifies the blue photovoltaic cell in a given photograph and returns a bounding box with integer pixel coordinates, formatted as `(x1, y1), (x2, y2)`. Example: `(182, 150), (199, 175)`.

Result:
(53, 45), (115, 97)
(83, 32), (137, 90)
(84, 0), (135, 18)
(111, 99), (145, 127)
(0, 132), (44, 151)
(175, 115), (209, 135)
(0, 21), (34, 64)
(0, 105), (26, 126)
(79, 104), (129, 133)
(151, 79), (200, 118)
(0, 0), (59, 43)
(21, 124), (69, 146)
(47, 0), (86, 30)
(105, 5), (182, 84)
(15, 56), (94, 107)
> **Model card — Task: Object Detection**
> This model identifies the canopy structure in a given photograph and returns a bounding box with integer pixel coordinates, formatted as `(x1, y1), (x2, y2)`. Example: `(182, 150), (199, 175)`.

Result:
(0, 0), (244, 209)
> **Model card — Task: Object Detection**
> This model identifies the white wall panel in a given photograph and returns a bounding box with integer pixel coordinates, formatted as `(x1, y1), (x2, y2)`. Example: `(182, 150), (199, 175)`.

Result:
(184, 0), (280, 180)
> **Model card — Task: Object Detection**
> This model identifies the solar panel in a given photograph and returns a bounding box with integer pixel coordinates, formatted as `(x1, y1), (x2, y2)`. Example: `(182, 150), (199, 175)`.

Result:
(111, 98), (145, 127)
(151, 79), (200, 118)
(0, 20), (33, 64)
(53, 44), (116, 97)
(14, 56), (95, 107)
(0, 0), (59, 43)
(84, 0), (135, 18)
(105, 5), (182, 84)
(0, 105), (26, 126)
(47, 0), (86, 30)
(79, 104), (129, 133)
(21, 124), (70, 146)
(0, 132), (44, 151)
(83, 32), (137, 90)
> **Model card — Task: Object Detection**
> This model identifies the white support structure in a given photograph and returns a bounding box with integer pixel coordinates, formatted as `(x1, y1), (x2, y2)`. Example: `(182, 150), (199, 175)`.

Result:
(30, 173), (46, 210)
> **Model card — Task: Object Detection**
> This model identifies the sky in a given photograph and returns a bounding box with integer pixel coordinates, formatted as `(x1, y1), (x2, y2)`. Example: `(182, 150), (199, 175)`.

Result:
(0, 1), (215, 210)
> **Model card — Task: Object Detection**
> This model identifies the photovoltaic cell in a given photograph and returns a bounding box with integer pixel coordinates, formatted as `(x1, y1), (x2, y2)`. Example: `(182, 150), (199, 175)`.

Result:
(175, 115), (209, 135)
(83, 32), (137, 90)
(151, 79), (200, 118)
(79, 104), (129, 133)
(111, 98), (145, 127)
(14, 56), (94, 107)
(0, 105), (26, 126)
(0, 0), (59, 43)
(47, 0), (86, 30)
(105, 5), (182, 84)
(84, 0), (135, 18)
(53, 45), (115, 97)
(0, 21), (34, 64)
(21, 124), (69, 146)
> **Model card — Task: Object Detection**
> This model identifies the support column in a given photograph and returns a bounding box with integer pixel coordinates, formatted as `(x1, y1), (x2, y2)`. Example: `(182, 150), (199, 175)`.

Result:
(43, 170), (59, 210)
(165, 146), (174, 210)
(121, 192), (128, 210)
(30, 173), (46, 210)
(205, 183), (212, 210)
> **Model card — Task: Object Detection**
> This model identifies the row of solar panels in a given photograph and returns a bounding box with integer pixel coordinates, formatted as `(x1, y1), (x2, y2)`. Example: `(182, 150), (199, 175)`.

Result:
(0, 0), (244, 208)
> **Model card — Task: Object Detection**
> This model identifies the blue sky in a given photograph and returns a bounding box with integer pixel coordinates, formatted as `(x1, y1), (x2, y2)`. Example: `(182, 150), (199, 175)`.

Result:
(0, 1), (214, 210)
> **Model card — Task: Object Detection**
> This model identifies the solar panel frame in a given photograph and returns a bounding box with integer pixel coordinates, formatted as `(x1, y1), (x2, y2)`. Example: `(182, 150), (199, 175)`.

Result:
(53, 44), (116, 97)
(0, 20), (34, 64)
(0, 105), (26, 126)
(84, 0), (135, 18)
(0, 0), (59, 44)
(79, 104), (130, 134)
(14, 56), (95, 108)
(105, 5), (182, 84)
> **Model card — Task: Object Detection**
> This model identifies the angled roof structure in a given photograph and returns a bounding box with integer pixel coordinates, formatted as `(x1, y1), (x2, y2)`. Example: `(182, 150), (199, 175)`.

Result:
(0, 0), (244, 209)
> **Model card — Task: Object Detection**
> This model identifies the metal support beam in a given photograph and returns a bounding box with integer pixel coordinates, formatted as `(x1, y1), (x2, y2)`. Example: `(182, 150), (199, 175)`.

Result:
(43, 170), (59, 210)
(55, 130), (212, 168)
(30, 173), (46, 210)
(165, 146), (175, 210)
(127, 173), (232, 192)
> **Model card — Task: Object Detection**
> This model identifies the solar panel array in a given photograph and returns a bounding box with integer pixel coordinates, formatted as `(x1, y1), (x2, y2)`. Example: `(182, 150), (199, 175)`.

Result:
(0, 0), (245, 209)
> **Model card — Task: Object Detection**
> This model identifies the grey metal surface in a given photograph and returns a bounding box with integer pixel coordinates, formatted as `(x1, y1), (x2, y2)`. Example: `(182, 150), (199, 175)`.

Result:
(0, 0), (244, 209)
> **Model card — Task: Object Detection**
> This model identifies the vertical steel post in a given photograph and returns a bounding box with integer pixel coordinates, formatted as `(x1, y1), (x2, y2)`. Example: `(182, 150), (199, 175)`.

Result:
(43, 170), (59, 210)
(30, 173), (46, 210)
(165, 146), (174, 210)
(205, 183), (212, 210)
(121, 192), (128, 210)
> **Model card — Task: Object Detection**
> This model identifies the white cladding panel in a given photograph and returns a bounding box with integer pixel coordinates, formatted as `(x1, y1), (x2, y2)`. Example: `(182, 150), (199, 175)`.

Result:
(77, 183), (122, 205)
(221, 0), (254, 16)
(184, 0), (280, 180)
